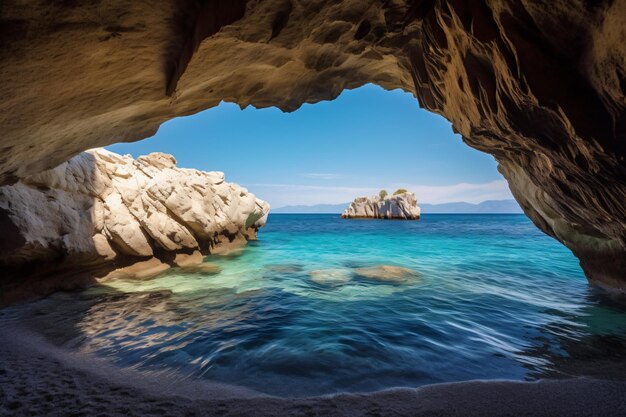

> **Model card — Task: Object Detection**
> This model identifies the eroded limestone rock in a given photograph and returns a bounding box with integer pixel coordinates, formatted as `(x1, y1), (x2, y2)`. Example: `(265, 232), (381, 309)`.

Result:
(342, 192), (421, 220)
(0, 149), (269, 275)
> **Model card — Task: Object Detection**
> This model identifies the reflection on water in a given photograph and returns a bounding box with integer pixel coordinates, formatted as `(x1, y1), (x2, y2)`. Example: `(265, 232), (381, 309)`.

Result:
(2, 214), (626, 396)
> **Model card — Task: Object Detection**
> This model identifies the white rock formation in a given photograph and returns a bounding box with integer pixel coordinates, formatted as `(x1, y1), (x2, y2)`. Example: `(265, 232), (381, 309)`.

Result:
(342, 192), (420, 220)
(0, 149), (270, 269)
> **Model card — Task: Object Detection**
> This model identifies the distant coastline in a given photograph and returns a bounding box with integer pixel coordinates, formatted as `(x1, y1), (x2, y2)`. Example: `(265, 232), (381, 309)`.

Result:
(273, 199), (523, 214)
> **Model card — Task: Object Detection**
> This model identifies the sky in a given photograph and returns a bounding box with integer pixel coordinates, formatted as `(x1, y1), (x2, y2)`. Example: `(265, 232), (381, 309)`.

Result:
(107, 84), (513, 208)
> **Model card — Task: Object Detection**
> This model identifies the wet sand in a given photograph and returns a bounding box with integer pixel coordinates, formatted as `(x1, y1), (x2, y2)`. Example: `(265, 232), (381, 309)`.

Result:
(1, 324), (626, 417)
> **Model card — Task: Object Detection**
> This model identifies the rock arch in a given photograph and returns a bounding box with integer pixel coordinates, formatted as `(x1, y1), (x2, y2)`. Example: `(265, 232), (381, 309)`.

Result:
(1, 0), (625, 288)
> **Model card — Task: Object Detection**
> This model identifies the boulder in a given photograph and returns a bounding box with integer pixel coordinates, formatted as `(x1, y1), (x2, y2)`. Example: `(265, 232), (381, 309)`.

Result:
(0, 149), (270, 277)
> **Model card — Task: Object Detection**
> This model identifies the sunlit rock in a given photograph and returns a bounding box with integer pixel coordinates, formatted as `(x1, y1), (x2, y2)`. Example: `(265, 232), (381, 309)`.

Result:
(0, 149), (269, 288)
(342, 192), (421, 220)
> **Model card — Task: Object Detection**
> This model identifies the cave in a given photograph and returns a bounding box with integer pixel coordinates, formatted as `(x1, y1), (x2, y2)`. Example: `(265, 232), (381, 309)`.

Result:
(1, 0), (626, 415)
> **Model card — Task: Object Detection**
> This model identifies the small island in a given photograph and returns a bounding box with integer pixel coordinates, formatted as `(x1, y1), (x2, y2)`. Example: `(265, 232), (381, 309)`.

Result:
(342, 189), (421, 220)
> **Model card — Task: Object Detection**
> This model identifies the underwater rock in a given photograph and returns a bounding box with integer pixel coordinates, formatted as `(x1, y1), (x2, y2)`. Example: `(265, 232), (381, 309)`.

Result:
(178, 263), (222, 275)
(173, 251), (205, 268)
(354, 265), (420, 284)
(101, 258), (171, 281)
(342, 193), (421, 220)
(309, 269), (353, 285)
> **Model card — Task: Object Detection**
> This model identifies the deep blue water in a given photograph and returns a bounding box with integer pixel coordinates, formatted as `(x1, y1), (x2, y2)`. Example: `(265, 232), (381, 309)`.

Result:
(4, 214), (626, 396)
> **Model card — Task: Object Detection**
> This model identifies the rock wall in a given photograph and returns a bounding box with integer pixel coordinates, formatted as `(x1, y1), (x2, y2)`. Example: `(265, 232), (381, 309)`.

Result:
(342, 193), (421, 220)
(1, 0), (625, 288)
(0, 149), (269, 302)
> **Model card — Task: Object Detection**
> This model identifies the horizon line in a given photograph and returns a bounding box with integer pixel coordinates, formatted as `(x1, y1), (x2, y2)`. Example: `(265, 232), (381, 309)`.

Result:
(272, 198), (520, 210)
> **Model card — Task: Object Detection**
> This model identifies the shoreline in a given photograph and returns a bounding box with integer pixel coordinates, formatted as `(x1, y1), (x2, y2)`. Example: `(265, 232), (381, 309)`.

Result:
(2, 324), (626, 416)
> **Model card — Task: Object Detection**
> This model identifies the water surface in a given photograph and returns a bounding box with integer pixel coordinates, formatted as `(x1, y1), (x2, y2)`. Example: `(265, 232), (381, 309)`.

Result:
(3, 214), (626, 396)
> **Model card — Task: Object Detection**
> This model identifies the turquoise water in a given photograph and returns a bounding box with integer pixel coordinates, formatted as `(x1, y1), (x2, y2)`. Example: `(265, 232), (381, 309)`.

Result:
(4, 214), (626, 396)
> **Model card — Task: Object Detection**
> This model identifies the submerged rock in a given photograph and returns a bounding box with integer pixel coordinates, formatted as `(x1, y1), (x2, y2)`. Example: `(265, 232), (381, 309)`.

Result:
(172, 251), (205, 268)
(342, 192), (421, 220)
(102, 258), (171, 281)
(178, 263), (222, 275)
(0, 149), (269, 288)
(354, 265), (420, 284)
(309, 269), (353, 286)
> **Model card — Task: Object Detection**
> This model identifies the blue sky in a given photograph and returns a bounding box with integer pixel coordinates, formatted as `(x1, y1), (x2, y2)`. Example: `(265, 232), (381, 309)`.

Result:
(107, 84), (513, 208)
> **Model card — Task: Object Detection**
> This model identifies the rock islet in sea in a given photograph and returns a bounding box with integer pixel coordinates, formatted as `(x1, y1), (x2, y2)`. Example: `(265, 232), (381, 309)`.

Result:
(342, 191), (421, 220)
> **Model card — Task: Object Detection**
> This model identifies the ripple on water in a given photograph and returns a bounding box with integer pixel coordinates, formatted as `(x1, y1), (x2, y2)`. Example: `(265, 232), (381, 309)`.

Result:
(3, 214), (626, 396)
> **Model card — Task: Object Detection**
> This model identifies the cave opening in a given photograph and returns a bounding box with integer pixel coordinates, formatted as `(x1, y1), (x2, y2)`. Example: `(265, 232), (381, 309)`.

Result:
(6, 84), (626, 399)
(107, 84), (512, 212)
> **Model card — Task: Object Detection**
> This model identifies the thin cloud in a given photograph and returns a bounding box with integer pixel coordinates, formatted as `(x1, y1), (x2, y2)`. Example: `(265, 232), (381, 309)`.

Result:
(301, 173), (342, 180)
(399, 180), (513, 204)
(249, 183), (376, 192)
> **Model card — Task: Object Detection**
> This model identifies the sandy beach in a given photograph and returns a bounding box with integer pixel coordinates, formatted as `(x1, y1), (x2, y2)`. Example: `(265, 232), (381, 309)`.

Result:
(2, 324), (626, 417)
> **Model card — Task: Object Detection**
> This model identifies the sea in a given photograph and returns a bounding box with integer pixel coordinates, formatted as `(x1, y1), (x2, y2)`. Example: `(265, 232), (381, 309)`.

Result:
(3, 214), (626, 396)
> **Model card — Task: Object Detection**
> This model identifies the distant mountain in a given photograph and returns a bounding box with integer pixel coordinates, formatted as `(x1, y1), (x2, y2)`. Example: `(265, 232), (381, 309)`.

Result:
(272, 199), (523, 214)
(420, 200), (523, 214)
